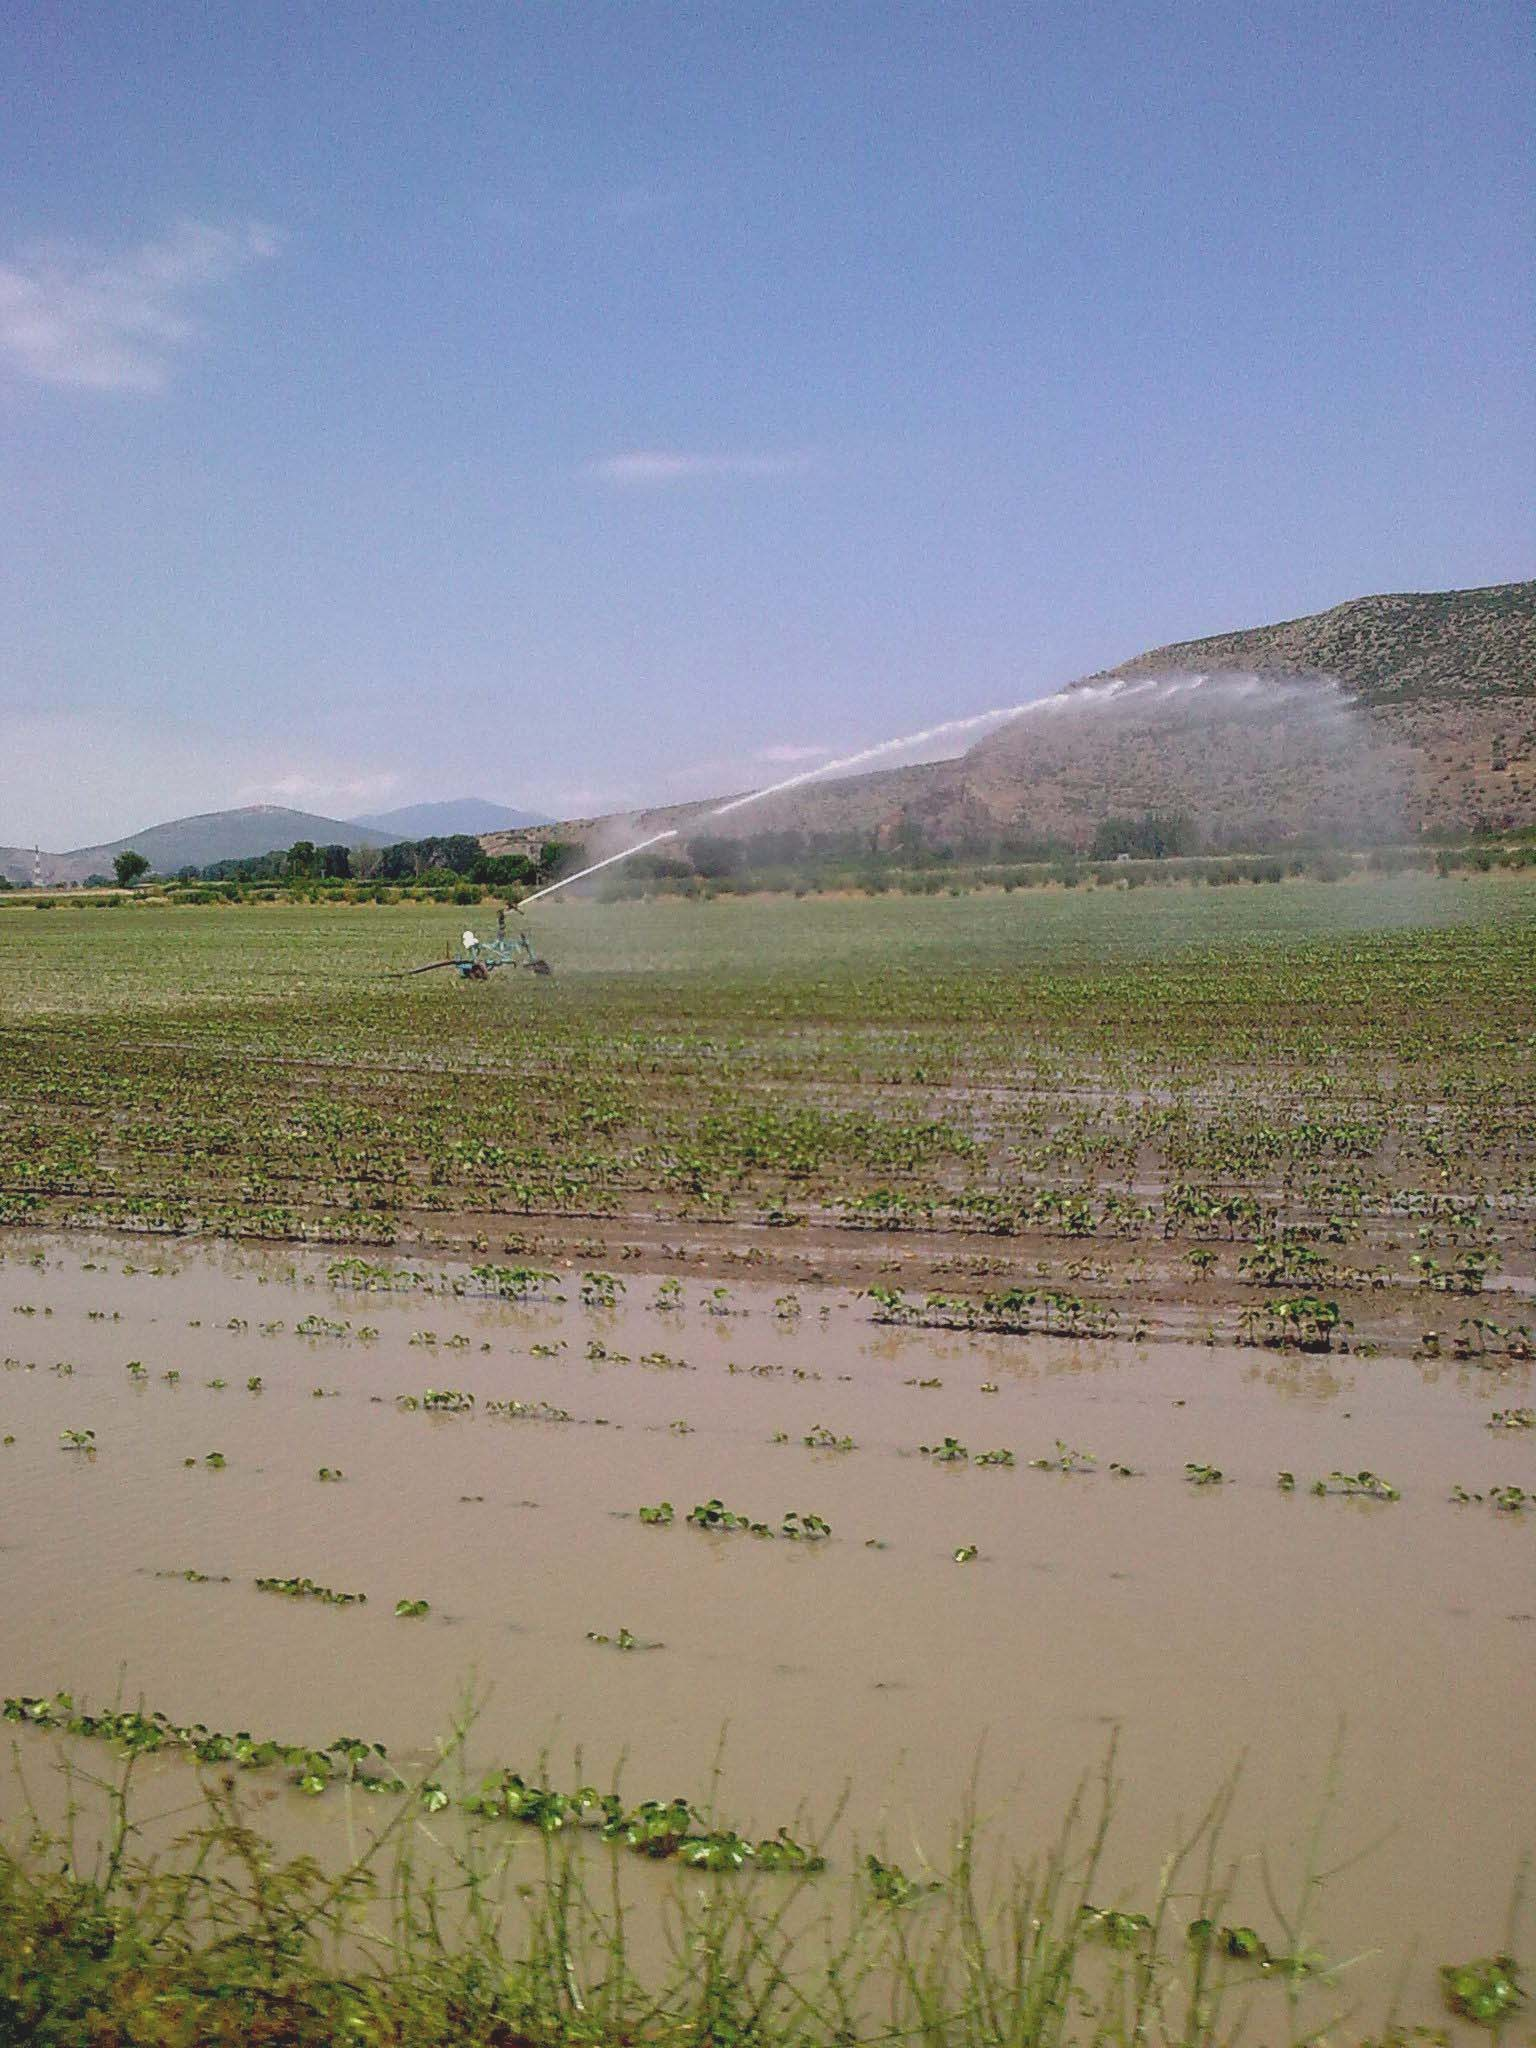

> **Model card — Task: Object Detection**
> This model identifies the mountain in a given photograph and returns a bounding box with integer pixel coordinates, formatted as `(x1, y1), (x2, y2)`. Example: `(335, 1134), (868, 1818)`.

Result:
(352, 799), (548, 837)
(10, 583), (1529, 890)
(966, 579), (1536, 844)
(7, 806), (397, 888)
(480, 580), (1536, 862)
(1087, 581), (1534, 708)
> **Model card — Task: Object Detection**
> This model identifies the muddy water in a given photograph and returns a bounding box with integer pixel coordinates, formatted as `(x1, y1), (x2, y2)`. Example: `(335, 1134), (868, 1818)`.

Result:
(1, 1234), (1531, 2002)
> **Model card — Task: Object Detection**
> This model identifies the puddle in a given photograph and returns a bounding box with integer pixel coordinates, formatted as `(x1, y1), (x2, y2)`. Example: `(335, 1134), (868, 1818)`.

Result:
(0, 1232), (1531, 2007)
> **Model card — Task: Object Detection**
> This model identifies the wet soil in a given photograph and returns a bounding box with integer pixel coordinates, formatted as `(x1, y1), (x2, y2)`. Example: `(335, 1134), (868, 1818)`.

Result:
(1, 1231), (1531, 2010)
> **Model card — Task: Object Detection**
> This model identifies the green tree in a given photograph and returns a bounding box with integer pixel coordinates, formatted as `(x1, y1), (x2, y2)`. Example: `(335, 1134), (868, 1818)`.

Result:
(686, 835), (747, 878)
(319, 844), (352, 880)
(286, 840), (318, 879)
(533, 840), (585, 886)
(473, 852), (535, 888)
(113, 850), (150, 888)
(377, 842), (418, 881)
(436, 834), (484, 876)
(1090, 812), (1196, 861)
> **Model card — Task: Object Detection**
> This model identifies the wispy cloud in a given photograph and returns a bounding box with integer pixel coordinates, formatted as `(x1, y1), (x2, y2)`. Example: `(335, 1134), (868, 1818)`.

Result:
(0, 218), (280, 392)
(240, 770), (402, 815)
(583, 449), (814, 485)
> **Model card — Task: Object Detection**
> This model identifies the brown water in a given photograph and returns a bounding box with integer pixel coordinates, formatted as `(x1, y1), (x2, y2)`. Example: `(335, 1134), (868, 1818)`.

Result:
(1, 1233), (1532, 2005)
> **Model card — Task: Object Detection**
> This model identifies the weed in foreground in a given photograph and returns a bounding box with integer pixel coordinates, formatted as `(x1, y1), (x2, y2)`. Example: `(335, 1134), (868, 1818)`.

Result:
(0, 1718), (1520, 2048)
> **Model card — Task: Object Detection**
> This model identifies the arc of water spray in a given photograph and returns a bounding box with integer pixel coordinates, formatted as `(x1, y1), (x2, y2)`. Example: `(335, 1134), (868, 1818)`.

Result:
(705, 701), (1037, 820)
(516, 827), (680, 906)
(516, 696), (1069, 904)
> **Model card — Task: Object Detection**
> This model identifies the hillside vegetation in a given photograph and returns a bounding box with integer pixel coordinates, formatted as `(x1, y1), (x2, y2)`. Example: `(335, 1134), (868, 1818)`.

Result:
(1093, 580), (1534, 706)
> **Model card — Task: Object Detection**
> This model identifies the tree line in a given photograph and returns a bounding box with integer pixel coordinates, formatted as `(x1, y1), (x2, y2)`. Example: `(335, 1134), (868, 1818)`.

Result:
(94, 835), (581, 891)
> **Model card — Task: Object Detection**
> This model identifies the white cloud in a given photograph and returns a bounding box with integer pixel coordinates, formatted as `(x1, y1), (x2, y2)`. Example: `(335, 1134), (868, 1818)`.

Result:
(583, 449), (814, 484)
(241, 770), (403, 813)
(0, 218), (280, 392)
(0, 709), (401, 848)
(540, 785), (646, 817)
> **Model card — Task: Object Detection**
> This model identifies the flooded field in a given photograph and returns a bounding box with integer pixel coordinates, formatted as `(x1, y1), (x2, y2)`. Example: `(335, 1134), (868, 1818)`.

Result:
(2, 1231), (1531, 2010)
(2, 884), (1534, 2032)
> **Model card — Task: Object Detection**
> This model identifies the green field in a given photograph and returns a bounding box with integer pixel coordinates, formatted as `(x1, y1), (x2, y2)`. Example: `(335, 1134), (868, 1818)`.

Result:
(1, 879), (1532, 1286)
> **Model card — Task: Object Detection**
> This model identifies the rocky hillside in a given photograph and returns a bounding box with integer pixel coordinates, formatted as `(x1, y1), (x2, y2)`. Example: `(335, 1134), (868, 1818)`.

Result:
(482, 580), (1535, 862)
(1088, 581), (1533, 708)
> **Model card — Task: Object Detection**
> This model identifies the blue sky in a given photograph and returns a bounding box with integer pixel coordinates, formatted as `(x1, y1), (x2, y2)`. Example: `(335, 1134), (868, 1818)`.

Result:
(1, 1), (1530, 846)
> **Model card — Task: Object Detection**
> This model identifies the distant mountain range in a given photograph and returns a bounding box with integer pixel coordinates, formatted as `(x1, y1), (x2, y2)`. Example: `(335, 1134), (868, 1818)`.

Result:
(479, 580), (1536, 862)
(351, 798), (548, 836)
(0, 806), (392, 888)
(2, 797), (551, 888)
(8, 585), (1531, 888)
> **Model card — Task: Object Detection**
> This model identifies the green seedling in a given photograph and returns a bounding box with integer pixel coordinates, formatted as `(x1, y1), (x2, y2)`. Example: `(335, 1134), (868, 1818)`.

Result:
(952, 1544), (979, 1563)
(1184, 1462), (1224, 1485)
(1187, 1919), (1269, 1962)
(1030, 1441), (1095, 1473)
(316, 1467), (344, 1481)
(1313, 1469), (1400, 1500)
(1440, 1954), (1524, 2026)
(394, 1598), (430, 1618)
(803, 1424), (856, 1450)
(1452, 1485), (1532, 1511)
(256, 1576), (365, 1605)
(585, 1626), (658, 1651)
(864, 1853), (942, 1906)
(780, 1511), (831, 1540)
(59, 1428), (96, 1450)
(637, 1501), (675, 1525)
(920, 1436), (968, 1462)
(1081, 1904), (1152, 1949)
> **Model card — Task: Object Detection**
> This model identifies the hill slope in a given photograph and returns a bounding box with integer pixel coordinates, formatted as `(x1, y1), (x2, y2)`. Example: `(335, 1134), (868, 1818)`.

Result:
(353, 799), (548, 836)
(7, 807), (397, 888)
(481, 580), (1536, 863)
(1086, 581), (1534, 707)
